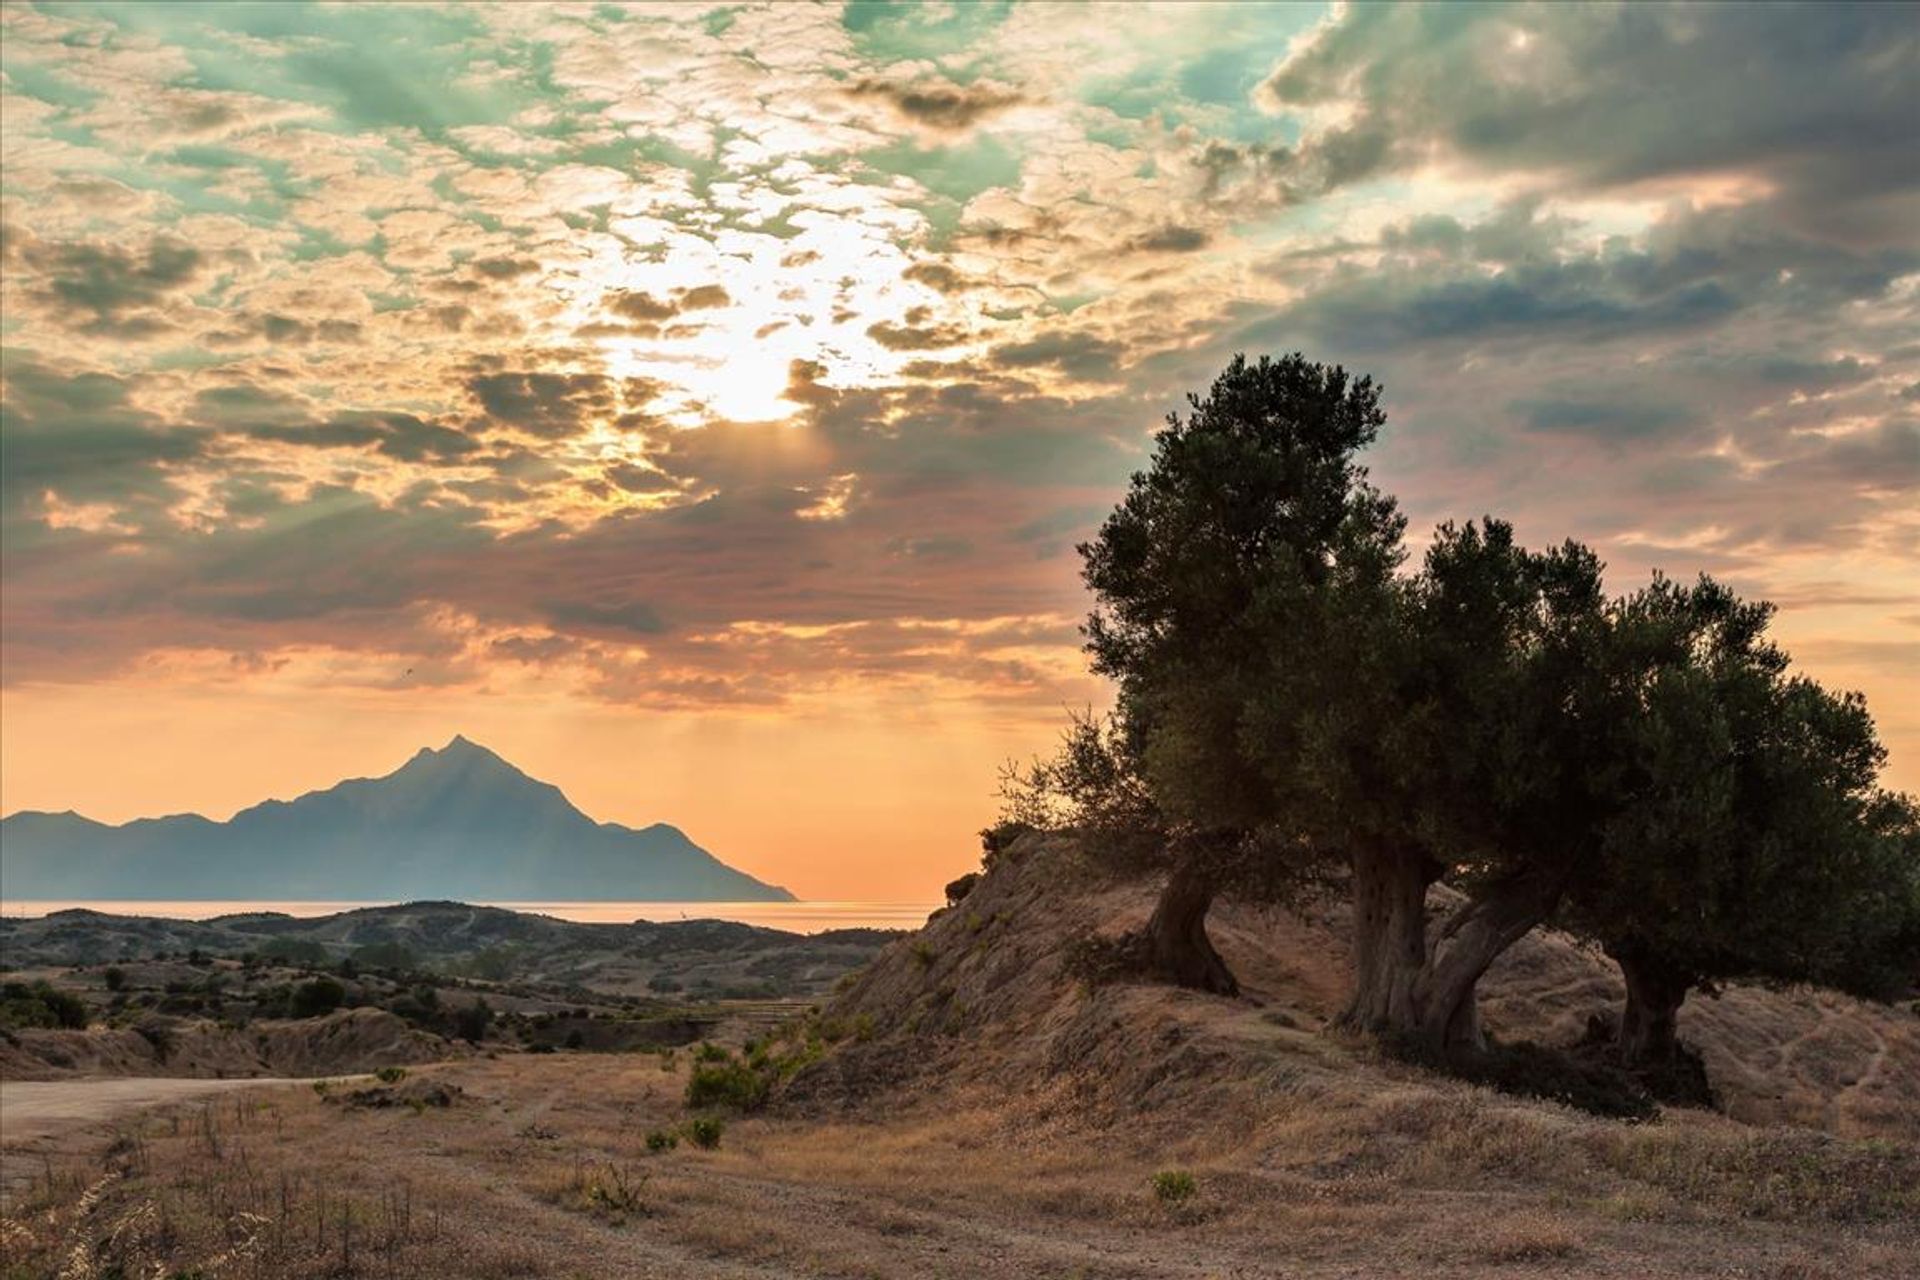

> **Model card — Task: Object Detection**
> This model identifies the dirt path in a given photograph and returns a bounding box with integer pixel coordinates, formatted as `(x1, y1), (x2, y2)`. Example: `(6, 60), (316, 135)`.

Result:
(0, 1077), (318, 1148)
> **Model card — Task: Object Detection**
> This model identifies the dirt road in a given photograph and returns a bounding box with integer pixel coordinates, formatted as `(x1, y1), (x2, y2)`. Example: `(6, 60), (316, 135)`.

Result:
(1, 1076), (314, 1148)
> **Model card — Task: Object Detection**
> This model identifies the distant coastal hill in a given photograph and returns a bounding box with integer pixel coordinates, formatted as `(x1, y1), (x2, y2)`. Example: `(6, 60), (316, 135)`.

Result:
(0, 736), (793, 903)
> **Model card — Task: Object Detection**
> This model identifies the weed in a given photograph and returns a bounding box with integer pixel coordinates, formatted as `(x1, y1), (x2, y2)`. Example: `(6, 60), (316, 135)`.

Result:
(686, 1059), (769, 1111)
(684, 1116), (724, 1150)
(644, 1129), (678, 1154)
(542, 1159), (648, 1222)
(1151, 1170), (1196, 1204)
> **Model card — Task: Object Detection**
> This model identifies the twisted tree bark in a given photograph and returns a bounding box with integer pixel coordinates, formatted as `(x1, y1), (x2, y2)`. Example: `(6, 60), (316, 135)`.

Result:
(1145, 862), (1239, 996)
(1337, 852), (1568, 1055)
(1335, 843), (1434, 1034)
(1608, 941), (1693, 1066)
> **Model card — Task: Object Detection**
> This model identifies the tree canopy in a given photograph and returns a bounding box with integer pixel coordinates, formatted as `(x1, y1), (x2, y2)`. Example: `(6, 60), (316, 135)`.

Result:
(1018, 350), (1916, 1069)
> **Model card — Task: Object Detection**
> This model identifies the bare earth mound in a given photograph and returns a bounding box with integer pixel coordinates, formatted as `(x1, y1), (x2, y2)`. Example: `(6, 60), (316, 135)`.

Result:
(806, 834), (1919, 1140)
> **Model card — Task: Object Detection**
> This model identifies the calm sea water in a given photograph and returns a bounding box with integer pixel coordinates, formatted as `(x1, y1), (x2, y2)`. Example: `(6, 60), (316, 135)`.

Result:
(0, 900), (939, 934)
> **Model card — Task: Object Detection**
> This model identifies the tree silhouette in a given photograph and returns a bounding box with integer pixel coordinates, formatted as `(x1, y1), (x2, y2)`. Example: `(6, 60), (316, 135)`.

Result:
(1076, 353), (1403, 993)
(1562, 576), (1920, 1068)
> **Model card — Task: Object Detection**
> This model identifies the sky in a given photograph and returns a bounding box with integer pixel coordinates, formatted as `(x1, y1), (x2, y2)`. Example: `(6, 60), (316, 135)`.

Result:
(2, 1), (1916, 900)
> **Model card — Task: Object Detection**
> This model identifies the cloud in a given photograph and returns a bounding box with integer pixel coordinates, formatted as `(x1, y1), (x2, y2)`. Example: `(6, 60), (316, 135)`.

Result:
(19, 235), (206, 336)
(845, 75), (1024, 132)
(1258, 2), (1920, 239)
(0, 0), (1912, 786)
(988, 333), (1124, 379)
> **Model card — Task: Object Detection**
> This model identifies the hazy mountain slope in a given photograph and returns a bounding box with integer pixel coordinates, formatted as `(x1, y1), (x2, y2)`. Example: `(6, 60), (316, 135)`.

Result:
(0, 901), (898, 999)
(0, 737), (792, 902)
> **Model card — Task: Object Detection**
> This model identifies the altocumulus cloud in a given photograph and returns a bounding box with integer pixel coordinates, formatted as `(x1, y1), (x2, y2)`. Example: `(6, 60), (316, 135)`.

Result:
(0, 1), (1912, 774)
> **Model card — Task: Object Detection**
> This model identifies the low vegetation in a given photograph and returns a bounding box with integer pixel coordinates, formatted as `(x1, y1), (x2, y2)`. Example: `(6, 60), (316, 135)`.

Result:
(0, 979), (89, 1030)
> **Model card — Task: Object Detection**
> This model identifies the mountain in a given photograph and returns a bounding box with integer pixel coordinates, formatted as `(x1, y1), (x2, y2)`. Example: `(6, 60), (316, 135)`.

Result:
(0, 736), (794, 902)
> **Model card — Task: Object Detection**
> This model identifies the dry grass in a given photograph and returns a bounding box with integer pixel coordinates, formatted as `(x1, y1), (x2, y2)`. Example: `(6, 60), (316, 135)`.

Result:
(3, 1052), (1916, 1279)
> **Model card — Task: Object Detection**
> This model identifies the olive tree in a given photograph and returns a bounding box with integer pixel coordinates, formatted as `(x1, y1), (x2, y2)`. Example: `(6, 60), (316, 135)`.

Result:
(1075, 353), (1404, 994)
(1563, 577), (1920, 1067)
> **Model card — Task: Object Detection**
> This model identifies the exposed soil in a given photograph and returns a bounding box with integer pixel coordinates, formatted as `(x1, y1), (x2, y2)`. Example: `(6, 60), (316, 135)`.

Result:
(0, 1077), (323, 1153)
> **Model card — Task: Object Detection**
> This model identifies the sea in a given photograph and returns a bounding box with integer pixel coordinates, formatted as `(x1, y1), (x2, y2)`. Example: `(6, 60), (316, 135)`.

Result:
(0, 900), (941, 934)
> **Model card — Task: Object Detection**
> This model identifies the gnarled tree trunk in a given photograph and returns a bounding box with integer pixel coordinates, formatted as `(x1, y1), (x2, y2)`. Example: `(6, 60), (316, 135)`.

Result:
(1335, 843), (1435, 1034)
(1145, 862), (1239, 996)
(1407, 865), (1568, 1052)
(1607, 941), (1693, 1067)
(1336, 854), (1568, 1055)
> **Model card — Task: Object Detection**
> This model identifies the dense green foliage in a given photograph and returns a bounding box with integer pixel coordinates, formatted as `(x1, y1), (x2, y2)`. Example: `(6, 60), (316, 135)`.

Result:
(1079, 352), (1404, 889)
(289, 977), (346, 1019)
(0, 979), (89, 1030)
(1558, 577), (1920, 1061)
(1020, 349), (1918, 1067)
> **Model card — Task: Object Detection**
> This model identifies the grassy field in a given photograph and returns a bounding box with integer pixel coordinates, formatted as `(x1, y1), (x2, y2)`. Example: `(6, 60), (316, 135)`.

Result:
(5, 1042), (1917, 1279)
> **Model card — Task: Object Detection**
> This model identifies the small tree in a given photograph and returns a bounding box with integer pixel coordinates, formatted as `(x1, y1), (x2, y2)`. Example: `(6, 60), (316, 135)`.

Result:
(290, 976), (346, 1019)
(454, 998), (492, 1043)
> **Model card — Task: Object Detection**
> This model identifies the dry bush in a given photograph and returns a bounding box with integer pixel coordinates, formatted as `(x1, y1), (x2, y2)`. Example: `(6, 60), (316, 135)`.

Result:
(1472, 1210), (1582, 1264)
(531, 1157), (649, 1223)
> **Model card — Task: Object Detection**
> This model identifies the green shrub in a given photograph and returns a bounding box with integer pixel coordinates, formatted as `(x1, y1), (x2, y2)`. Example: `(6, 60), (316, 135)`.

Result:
(644, 1129), (678, 1153)
(134, 1019), (174, 1061)
(0, 980), (89, 1030)
(944, 871), (981, 906)
(694, 1041), (729, 1063)
(103, 966), (126, 993)
(1063, 931), (1150, 986)
(289, 977), (346, 1019)
(1387, 1036), (1659, 1122)
(466, 947), (517, 981)
(374, 1066), (408, 1084)
(979, 820), (1034, 869)
(1152, 1170), (1197, 1204)
(351, 942), (417, 971)
(686, 1059), (769, 1111)
(260, 938), (330, 966)
(684, 1116), (724, 1149)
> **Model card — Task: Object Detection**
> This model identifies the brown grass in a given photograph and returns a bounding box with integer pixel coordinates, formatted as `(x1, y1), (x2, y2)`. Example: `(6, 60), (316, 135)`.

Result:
(2, 1053), (1916, 1279)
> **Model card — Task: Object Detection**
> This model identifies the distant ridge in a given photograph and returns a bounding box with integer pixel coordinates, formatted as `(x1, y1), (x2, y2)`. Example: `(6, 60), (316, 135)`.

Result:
(0, 736), (794, 903)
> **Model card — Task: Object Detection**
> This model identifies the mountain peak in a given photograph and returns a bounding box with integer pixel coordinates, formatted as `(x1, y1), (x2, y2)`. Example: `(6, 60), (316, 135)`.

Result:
(1, 740), (794, 901)
(402, 734), (503, 766)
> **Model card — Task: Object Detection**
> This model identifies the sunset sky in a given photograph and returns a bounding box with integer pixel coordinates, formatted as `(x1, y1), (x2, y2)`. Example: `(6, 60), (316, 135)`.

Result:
(2, 2), (1916, 899)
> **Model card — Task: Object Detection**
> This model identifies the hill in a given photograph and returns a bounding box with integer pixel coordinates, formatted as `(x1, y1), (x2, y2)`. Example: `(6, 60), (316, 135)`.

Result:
(0, 900), (895, 1001)
(0, 736), (791, 902)
(800, 830), (1919, 1140)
